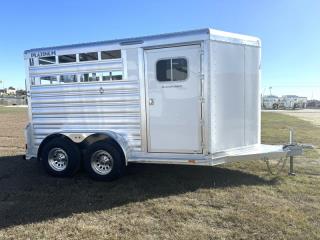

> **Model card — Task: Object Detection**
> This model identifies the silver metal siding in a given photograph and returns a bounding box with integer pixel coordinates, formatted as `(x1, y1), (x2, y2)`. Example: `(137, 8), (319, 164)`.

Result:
(30, 80), (142, 152)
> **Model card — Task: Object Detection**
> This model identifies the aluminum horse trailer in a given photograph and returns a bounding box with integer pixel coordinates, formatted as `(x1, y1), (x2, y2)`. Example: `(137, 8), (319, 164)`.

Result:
(24, 28), (301, 180)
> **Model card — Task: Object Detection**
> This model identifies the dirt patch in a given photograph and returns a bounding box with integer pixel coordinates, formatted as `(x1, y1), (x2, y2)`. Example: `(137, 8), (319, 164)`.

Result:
(268, 109), (320, 127)
(0, 107), (27, 156)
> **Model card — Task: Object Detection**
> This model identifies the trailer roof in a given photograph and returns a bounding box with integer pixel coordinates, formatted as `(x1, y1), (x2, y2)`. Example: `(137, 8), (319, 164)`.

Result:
(24, 28), (261, 54)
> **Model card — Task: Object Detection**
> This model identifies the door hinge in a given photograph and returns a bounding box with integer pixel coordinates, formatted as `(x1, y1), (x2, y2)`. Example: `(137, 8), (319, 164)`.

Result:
(199, 97), (205, 103)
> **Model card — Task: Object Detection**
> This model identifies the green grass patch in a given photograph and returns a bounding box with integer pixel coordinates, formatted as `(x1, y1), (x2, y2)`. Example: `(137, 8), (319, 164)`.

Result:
(262, 112), (320, 147)
(0, 109), (319, 239)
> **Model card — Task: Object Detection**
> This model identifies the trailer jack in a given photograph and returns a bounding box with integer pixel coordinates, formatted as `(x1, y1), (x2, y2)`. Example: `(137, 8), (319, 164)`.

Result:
(265, 129), (303, 176)
(288, 129), (296, 176)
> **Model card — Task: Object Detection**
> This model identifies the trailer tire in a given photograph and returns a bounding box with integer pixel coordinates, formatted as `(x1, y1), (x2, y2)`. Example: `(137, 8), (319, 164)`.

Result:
(272, 104), (278, 110)
(40, 137), (81, 177)
(83, 141), (125, 181)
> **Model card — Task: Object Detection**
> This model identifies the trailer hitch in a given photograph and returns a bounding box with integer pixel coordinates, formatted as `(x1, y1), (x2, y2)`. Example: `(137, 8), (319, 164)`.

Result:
(265, 130), (303, 176)
(284, 130), (304, 175)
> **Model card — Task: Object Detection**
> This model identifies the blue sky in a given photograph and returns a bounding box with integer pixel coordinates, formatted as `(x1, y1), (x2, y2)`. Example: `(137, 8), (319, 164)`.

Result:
(0, 0), (319, 98)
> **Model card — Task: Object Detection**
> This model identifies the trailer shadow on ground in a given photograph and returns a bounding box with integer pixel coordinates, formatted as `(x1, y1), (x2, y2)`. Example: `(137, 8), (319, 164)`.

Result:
(0, 155), (277, 229)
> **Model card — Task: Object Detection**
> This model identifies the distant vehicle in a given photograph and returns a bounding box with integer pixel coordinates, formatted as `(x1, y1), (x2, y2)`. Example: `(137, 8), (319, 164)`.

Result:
(280, 95), (307, 109)
(262, 95), (280, 109)
(23, 28), (301, 181)
(307, 100), (320, 109)
(262, 95), (307, 110)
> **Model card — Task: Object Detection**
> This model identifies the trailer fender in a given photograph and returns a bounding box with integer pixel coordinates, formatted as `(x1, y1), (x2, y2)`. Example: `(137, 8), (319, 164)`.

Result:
(78, 132), (130, 165)
(38, 132), (130, 165)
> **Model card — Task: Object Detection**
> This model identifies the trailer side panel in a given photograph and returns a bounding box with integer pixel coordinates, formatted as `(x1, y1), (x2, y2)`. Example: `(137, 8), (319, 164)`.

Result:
(210, 41), (260, 152)
(28, 51), (142, 155)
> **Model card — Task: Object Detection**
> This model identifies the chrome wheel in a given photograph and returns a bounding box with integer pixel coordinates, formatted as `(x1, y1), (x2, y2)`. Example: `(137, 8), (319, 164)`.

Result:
(91, 150), (113, 175)
(48, 147), (69, 171)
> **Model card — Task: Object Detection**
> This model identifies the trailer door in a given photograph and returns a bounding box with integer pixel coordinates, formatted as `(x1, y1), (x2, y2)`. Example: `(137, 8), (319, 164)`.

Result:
(145, 45), (202, 153)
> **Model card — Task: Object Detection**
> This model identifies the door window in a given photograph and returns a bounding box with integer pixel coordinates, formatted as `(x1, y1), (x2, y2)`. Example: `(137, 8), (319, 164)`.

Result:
(156, 58), (188, 82)
(172, 58), (188, 81)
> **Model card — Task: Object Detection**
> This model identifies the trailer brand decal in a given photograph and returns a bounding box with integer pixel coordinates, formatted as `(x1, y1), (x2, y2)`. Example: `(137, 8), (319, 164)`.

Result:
(31, 50), (56, 58)
(162, 84), (183, 88)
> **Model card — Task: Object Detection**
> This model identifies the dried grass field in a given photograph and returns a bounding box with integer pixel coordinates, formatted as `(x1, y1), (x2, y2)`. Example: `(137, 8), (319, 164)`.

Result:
(0, 106), (319, 239)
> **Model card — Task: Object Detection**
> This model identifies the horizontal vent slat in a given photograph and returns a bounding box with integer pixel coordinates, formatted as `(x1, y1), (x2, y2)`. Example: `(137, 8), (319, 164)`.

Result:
(33, 128), (140, 136)
(31, 94), (140, 104)
(30, 81), (139, 94)
(32, 105), (140, 115)
(33, 117), (140, 125)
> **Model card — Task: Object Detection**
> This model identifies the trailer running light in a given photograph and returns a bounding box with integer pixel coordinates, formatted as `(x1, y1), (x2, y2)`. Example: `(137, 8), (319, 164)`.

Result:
(120, 40), (144, 46)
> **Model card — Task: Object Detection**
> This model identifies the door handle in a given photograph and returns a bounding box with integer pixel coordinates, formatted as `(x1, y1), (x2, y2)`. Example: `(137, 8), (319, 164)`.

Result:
(149, 98), (154, 105)
(99, 87), (104, 94)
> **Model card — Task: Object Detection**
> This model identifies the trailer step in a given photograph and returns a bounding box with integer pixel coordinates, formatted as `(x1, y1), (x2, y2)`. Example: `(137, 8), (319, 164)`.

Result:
(128, 144), (293, 167)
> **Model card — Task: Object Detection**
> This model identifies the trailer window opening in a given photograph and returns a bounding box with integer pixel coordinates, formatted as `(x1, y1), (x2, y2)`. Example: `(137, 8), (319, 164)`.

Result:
(40, 76), (58, 85)
(111, 71), (123, 80)
(156, 58), (188, 82)
(60, 74), (77, 83)
(58, 54), (77, 64)
(39, 56), (56, 65)
(99, 72), (111, 81)
(79, 52), (98, 62)
(80, 73), (99, 82)
(29, 58), (35, 66)
(97, 71), (123, 81)
(101, 50), (121, 60)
